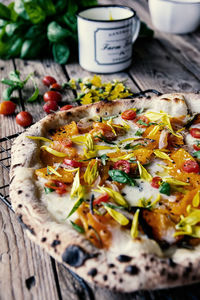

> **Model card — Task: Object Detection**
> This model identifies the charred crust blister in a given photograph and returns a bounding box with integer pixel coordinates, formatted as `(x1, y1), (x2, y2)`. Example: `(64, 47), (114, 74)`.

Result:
(117, 255), (132, 263)
(124, 265), (140, 275)
(18, 215), (35, 235)
(62, 245), (98, 267)
(51, 240), (61, 247)
(87, 268), (97, 277)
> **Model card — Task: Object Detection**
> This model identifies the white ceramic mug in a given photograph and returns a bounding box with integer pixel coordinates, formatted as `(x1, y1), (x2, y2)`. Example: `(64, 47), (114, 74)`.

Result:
(149, 0), (200, 34)
(77, 5), (141, 73)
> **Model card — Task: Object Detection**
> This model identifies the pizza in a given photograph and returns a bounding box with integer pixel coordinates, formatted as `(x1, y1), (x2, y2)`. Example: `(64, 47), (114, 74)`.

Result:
(10, 92), (200, 292)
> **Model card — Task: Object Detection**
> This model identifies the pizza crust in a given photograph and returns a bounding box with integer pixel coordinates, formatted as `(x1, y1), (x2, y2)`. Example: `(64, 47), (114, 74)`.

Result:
(10, 92), (200, 292)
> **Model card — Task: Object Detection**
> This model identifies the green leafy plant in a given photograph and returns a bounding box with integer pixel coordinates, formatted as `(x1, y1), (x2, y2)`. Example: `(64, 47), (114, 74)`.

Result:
(0, 0), (97, 64)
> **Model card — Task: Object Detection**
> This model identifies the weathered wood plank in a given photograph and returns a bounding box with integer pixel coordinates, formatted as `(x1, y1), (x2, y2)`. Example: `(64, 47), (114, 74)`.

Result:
(0, 203), (58, 300)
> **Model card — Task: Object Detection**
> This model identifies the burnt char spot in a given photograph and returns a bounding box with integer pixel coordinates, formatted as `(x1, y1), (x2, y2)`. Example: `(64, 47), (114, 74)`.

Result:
(183, 265), (192, 278)
(18, 215), (35, 235)
(51, 240), (61, 247)
(103, 275), (108, 281)
(108, 263), (115, 268)
(125, 265), (140, 275)
(18, 204), (22, 208)
(130, 100), (135, 103)
(62, 245), (98, 267)
(167, 273), (178, 281)
(41, 237), (47, 243)
(18, 190), (23, 194)
(25, 276), (35, 290)
(65, 111), (72, 117)
(96, 108), (100, 113)
(117, 255), (132, 262)
(119, 278), (123, 283)
(87, 268), (97, 277)
(12, 163), (22, 169)
(168, 258), (177, 268)
(160, 268), (166, 276)
(145, 265), (150, 271)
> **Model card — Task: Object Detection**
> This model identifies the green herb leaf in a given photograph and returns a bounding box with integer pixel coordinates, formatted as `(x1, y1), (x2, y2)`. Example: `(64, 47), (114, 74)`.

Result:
(135, 130), (143, 136)
(95, 135), (116, 145)
(52, 43), (70, 64)
(102, 202), (125, 210)
(3, 86), (17, 100)
(124, 143), (142, 150)
(44, 187), (54, 194)
(137, 119), (148, 126)
(100, 154), (109, 166)
(48, 21), (71, 43)
(159, 182), (171, 196)
(27, 77), (39, 102)
(108, 169), (135, 186)
(23, 2), (46, 24)
(193, 151), (200, 159)
(70, 221), (85, 233)
(67, 198), (84, 218)
(0, 3), (11, 20)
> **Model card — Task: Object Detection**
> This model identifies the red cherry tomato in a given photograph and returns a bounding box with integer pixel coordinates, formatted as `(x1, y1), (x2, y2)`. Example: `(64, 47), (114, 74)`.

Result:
(93, 193), (109, 206)
(63, 159), (82, 168)
(0, 101), (16, 115)
(43, 91), (62, 103)
(190, 128), (200, 139)
(121, 110), (136, 120)
(151, 176), (162, 189)
(16, 111), (33, 127)
(113, 160), (131, 173)
(182, 160), (200, 173)
(193, 144), (200, 151)
(51, 83), (62, 90)
(42, 76), (57, 87)
(60, 105), (73, 111)
(43, 100), (58, 114)
(60, 139), (73, 147)
(134, 115), (150, 128)
(45, 180), (67, 194)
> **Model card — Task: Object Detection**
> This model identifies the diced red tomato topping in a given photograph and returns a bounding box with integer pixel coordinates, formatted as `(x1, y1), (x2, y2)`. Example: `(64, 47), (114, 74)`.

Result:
(45, 180), (67, 194)
(151, 176), (162, 189)
(182, 160), (200, 173)
(190, 128), (200, 139)
(193, 144), (200, 151)
(121, 110), (136, 120)
(63, 159), (82, 168)
(93, 193), (109, 206)
(60, 105), (73, 111)
(113, 160), (130, 173)
(134, 115), (150, 128)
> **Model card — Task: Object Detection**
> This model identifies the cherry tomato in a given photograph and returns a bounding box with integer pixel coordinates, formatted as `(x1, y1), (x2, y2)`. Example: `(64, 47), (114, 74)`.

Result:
(151, 176), (162, 189)
(51, 83), (62, 90)
(0, 101), (16, 115)
(193, 144), (200, 151)
(60, 105), (73, 111)
(42, 76), (57, 87)
(121, 109), (136, 120)
(134, 115), (150, 128)
(16, 111), (33, 127)
(182, 160), (200, 173)
(63, 159), (82, 168)
(43, 100), (58, 114)
(43, 91), (62, 103)
(60, 139), (73, 147)
(93, 193), (109, 206)
(45, 180), (67, 194)
(114, 160), (130, 173)
(190, 128), (200, 139)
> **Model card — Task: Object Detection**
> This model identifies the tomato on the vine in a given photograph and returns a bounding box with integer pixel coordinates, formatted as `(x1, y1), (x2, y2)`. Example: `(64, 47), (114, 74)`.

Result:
(16, 111), (33, 127)
(43, 101), (58, 114)
(51, 83), (62, 90)
(190, 128), (200, 139)
(42, 76), (57, 87)
(114, 160), (130, 173)
(43, 91), (62, 103)
(60, 105), (73, 111)
(0, 101), (16, 115)
(182, 160), (200, 173)
(121, 110), (136, 120)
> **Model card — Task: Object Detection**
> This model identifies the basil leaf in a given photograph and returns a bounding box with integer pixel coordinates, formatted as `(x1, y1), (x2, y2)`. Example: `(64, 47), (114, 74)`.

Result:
(23, 2), (46, 24)
(159, 182), (171, 196)
(67, 198), (84, 218)
(70, 221), (85, 233)
(193, 151), (200, 159)
(14, 0), (29, 20)
(135, 130), (143, 136)
(100, 154), (108, 166)
(63, 12), (77, 33)
(37, 0), (56, 16)
(0, 3), (11, 20)
(48, 21), (71, 43)
(102, 202), (125, 210)
(108, 169), (135, 186)
(44, 187), (54, 194)
(52, 43), (70, 64)
(8, 37), (23, 57)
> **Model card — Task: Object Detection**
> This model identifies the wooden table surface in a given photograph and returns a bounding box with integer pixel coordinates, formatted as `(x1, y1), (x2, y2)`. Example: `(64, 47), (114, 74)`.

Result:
(0, 0), (200, 299)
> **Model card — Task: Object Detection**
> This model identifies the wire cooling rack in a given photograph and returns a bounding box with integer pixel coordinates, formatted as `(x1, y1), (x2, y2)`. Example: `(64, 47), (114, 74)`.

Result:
(0, 133), (21, 212)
